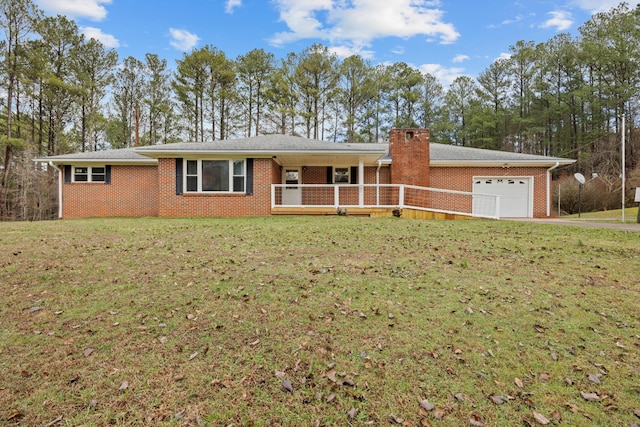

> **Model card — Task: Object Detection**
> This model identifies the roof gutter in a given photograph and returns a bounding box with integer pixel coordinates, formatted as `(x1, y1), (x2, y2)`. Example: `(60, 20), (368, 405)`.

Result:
(546, 161), (560, 217)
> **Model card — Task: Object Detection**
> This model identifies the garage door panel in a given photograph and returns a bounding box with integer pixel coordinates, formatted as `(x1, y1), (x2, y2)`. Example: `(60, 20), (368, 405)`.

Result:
(473, 177), (531, 218)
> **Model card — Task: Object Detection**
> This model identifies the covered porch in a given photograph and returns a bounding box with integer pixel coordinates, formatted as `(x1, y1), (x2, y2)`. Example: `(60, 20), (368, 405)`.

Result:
(270, 183), (500, 219)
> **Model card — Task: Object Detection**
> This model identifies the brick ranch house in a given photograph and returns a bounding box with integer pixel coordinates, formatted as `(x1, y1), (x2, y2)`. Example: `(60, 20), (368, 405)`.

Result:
(36, 128), (575, 219)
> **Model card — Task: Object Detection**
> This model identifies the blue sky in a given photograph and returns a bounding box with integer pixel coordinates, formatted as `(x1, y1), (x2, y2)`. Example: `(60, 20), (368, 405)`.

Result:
(34, 0), (637, 85)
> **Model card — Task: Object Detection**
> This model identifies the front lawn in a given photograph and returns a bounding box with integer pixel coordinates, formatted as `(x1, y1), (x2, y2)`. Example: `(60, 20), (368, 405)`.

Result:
(1, 217), (638, 426)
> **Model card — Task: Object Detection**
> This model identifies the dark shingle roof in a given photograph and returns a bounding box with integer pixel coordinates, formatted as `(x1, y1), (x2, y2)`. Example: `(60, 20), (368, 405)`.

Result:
(34, 148), (156, 164)
(134, 134), (387, 155)
(35, 135), (574, 167)
(429, 143), (572, 164)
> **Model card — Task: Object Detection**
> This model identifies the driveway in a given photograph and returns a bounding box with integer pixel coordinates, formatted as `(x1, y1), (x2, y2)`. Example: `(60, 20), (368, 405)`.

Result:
(506, 218), (640, 232)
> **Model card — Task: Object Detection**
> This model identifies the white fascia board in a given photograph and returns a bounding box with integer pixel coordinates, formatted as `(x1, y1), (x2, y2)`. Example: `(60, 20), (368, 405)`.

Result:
(430, 159), (576, 167)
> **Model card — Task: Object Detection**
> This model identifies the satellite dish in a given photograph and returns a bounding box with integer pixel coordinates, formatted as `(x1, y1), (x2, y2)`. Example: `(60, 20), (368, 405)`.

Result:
(574, 173), (586, 184)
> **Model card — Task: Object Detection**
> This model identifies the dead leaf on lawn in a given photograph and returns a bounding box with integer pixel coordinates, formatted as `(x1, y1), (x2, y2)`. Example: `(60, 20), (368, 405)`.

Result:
(389, 414), (403, 424)
(432, 407), (446, 420)
(469, 412), (484, 426)
(325, 369), (337, 383)
(189, 351), (198, 360)
(532, 411), (550, 425)
(6, 412), (25, 422)
(565, 402), (580, 413)
(633, 409), (640, 418)
(515, 377), (524, 388)
(419, 399), (435, 411)
(87, 399), (98, 409)
(347, 408), (358, 419)
(282, 378), (293, 393)
(490, 395), (507, 405)
(274, 370), (286, 379)
(83, 348), (94, 357)
(44, 415), (63, 427)
(538, 373), (550, 382)
(119, 381), (129, 391)
(580, 391), (600, 402)
(454, 393), (465, 402)
(341, 378), (356, 388)
(587, 374), (601, 384)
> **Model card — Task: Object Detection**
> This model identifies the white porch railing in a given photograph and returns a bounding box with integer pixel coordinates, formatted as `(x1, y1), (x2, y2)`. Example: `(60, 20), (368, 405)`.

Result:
(271, 184), (500, 219)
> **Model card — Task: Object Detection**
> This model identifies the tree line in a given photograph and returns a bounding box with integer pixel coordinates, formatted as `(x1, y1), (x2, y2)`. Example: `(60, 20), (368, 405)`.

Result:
(1, 0), (639, 219)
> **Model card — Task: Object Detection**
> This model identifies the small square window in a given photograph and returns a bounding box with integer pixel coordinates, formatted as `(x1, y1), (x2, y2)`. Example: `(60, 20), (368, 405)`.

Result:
(74, 167), (88, 182)
(334, 167), (350, 184)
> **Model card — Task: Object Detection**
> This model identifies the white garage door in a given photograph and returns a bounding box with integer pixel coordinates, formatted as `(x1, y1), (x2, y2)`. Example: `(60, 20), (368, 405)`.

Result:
(473, 177), (532, 218)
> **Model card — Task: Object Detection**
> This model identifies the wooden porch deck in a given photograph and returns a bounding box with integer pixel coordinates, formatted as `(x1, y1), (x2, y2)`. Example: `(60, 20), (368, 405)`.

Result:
(271, 207), (474, 220)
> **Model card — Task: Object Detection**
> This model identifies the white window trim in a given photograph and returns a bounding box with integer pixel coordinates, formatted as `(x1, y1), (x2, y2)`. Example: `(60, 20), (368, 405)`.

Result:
(333, 166), (350, 184)
(184, 159), (246, 193)
(73, 166), (106, 183)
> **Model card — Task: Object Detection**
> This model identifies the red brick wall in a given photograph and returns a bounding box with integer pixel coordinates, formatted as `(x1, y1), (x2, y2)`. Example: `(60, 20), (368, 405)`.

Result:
(429, 166), (550, 217)
(295, 166), (391, 206)
(157, 158), (274, 217)
(62, 165), (159, 218)
(389, 128), (430, 187)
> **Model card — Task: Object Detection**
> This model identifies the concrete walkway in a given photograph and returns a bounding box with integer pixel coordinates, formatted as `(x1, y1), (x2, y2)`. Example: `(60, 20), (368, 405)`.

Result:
(507, 218), (640, 232)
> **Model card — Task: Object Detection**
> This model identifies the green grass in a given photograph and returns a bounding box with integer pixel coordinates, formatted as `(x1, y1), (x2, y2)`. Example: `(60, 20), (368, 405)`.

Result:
(1, 216), (639, 426)
(564, 206), (639, 222)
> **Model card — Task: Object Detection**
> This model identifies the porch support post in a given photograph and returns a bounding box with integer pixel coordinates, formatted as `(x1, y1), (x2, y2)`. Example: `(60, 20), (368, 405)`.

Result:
(358, 158), (364, 206)
(334, 185), (339, 207)
(271, 184), (275, 208)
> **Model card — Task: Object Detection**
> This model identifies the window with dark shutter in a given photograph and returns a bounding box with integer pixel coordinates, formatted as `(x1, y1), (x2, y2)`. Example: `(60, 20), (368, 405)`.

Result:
(175, 158), (183, 195)
(246, 158), (254, 195)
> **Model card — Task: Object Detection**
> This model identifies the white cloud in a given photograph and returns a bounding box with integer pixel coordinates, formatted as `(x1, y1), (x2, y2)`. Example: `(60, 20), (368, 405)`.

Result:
(418, 63), (465, 87)
(225, 0), (242, 14)
(327, 44), (375, 59)
(269, 0), (460, 50)
(502, 15), (523, 25)
(35, 0), (111, 21)
(497, 52), (511, 61)
(169, 28), (200, 52)
(570, 0), (639, 13)
(540, 11), (573, 31)
(452, 54), (469, 63)
(81, 26), (119, 48)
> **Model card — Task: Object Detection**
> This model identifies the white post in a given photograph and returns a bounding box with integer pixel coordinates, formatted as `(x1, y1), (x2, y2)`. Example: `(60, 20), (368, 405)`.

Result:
(399, 185), (405, 208)
(334, 185), (339, 208)
(271, 185), (276, 208)
(622, 114), (626, 222)
(358, 158), (364, 207)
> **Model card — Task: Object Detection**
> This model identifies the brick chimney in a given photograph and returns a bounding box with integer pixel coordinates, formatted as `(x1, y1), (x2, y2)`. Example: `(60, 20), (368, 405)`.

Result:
(389, 128), (430, 187)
